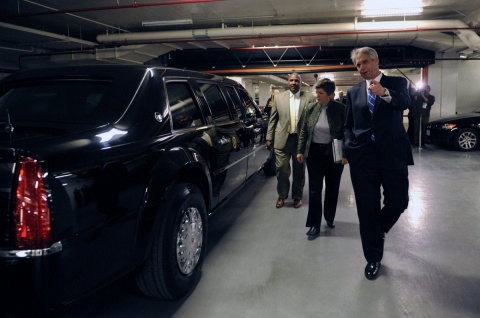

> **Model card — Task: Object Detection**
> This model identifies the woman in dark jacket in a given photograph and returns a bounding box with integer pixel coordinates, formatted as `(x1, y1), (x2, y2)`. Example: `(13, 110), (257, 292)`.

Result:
(297, 78), (348, 241)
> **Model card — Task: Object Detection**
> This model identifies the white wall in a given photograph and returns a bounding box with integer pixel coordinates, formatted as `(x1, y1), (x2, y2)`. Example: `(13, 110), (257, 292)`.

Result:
(428, 53), (459, 119)
(258, 82), (271, 109)
(457, 60), (480, 113)
(428, 52), (480, 119)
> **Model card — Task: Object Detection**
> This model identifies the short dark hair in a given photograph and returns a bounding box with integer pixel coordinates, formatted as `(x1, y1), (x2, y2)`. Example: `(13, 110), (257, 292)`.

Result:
(314, 78), (336, 95)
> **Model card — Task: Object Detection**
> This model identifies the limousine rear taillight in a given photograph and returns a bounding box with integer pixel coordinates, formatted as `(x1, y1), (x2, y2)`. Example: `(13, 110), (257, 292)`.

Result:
(14, 156), (52, 249)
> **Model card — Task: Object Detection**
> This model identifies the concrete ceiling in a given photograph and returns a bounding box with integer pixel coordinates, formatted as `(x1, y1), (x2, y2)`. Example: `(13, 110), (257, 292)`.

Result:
(0, 0), (479, 86)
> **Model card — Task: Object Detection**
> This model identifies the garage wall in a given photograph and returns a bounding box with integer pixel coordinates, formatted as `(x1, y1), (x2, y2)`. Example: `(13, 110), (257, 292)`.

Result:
(428, 52), (480, 120)
(456, 60), (480, 113)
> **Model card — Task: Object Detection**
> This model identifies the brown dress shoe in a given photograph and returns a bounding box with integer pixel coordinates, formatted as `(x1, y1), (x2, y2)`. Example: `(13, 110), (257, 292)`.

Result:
(294, 199), (302, 208)
(276, 198), (285, 208)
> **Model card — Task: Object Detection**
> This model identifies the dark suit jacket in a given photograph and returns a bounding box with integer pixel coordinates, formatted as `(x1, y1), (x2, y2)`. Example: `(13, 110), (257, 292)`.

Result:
(297, 99), (346, 157)
(344, 74), (414, 169)
(413, 92), (435, 118)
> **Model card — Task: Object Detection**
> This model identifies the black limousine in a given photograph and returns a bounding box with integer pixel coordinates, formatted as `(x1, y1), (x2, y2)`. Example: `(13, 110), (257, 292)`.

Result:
(0, 65), (272, 315)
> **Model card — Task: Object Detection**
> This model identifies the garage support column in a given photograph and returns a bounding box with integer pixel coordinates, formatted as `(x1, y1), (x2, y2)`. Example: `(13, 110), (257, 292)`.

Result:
(428, 52), (459, 119)
(258, 82), (271, 111)
(241, 79), (254, 102)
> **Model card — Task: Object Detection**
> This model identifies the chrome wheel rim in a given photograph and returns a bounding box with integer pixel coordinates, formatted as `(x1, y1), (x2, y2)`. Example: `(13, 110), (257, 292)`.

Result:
(176, 207), (203, 275)
(458, 131), (477, 150)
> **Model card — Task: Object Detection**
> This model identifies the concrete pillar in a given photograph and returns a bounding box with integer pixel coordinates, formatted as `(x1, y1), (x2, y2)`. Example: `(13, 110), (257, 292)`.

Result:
(428, 52), (458, 119)
(258, 82), (271, 110)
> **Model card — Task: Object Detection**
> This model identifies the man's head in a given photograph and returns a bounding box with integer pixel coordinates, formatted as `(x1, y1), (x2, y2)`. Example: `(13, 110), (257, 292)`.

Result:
(338, 91), (344, 98)
(351, 47), (381, 81)
(288, 73), (302, 94)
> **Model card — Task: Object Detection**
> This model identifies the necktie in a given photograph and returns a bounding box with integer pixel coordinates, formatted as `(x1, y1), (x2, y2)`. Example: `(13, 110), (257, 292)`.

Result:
(367, 83), (376, 141)
(367, 85), (375, 115)
(290, 94), (297, 134)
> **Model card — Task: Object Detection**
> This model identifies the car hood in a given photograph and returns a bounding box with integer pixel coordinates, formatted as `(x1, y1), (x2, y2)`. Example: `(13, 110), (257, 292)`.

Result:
(430, 112), (480, 124)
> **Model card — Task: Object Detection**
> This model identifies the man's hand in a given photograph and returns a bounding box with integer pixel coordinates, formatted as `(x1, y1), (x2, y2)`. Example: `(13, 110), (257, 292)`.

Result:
(368, 79), (385, 96)
(297, 153), (304, 163)
(266, 140), (273, 150)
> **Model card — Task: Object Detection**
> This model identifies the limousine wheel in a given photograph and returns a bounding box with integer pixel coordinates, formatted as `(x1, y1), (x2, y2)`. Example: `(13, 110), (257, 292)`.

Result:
(136, 182), (207, 300)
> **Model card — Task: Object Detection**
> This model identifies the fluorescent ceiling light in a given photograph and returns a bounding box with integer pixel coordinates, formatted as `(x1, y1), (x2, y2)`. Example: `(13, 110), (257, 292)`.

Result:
(142, 19), (193, 27)
(361, 0), (423, 17)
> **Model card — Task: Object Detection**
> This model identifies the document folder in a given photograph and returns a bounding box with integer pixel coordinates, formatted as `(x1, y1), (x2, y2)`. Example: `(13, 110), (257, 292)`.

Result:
(332, 139), (343, 163)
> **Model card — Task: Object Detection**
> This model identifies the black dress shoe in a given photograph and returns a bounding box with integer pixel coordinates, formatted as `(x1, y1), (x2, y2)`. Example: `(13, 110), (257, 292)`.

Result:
(326, 221), (336, 228)
(306, 227), (320, 240)
(364, 262), (381, 280)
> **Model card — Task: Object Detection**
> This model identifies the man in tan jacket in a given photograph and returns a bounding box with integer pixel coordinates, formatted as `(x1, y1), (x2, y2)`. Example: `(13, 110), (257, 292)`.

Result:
(266, 73), (316, 208)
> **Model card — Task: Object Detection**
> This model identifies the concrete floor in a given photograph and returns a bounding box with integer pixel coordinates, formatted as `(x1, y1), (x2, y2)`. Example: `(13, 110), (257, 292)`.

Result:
(63, 144), (480, 318)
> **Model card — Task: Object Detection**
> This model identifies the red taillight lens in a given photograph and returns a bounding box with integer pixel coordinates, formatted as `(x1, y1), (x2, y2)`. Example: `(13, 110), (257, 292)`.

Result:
(15, 156), (51, 249)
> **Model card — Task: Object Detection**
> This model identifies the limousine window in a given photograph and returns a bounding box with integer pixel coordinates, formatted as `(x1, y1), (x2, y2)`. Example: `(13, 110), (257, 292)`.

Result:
(224, 85), (245, 120)
(0, 81), (121, 125)
(198, 82), (231, 123)
(167, 81), (203, 130)
(237, 88), (261, 120)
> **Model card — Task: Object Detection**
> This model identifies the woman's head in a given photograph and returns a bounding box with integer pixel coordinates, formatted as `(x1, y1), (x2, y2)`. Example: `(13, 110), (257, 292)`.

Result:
(314, 78), (336, 104)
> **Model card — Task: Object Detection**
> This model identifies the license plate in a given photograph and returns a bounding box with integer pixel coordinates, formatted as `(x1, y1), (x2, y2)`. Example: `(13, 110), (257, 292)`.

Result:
(426, 129), (430, 136)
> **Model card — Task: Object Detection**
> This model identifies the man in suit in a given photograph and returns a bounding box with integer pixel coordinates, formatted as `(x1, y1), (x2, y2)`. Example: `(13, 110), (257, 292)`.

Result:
(335, 90), (347, 104)
(413, 84), (435, 148)
(344, 47), (413, 280)
(266, 73), (316, 209)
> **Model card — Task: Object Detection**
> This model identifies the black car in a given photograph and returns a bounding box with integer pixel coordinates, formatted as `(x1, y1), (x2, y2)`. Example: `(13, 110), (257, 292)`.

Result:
(0, 65), (271, 315)
(426, 110), (480, 151)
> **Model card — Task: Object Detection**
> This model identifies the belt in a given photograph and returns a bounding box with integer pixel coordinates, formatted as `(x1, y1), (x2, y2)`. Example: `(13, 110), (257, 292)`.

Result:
(312, 142), (329, 147)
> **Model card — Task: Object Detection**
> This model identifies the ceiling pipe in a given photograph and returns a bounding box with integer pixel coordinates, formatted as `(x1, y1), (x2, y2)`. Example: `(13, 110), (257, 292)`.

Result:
(0, 0), (225, 18)
(0, 21), (97, 47)
(455, 30), (480, 51)
(96, 19), (480, 52)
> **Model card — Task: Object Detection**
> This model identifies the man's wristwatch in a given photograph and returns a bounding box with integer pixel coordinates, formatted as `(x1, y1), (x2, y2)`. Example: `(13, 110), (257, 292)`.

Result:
(382, 88), (390, 97)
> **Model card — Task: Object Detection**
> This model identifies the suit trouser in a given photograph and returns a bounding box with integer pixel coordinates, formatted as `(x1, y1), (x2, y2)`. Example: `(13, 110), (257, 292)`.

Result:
(349, 142), (409, 262)
(305, 142), (344, 228)
(274, 134), (305, 200)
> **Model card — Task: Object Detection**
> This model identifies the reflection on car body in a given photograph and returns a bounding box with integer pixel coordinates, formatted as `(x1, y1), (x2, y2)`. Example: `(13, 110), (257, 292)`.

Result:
(0, 65), (271, 316)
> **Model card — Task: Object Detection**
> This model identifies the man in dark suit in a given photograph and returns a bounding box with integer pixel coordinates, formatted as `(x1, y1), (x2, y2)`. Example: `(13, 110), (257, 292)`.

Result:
(413, 84), (435, 148)
(335, 90), (347, 104)
(344, 47), (414, 280)
(266, 73), (316, 209)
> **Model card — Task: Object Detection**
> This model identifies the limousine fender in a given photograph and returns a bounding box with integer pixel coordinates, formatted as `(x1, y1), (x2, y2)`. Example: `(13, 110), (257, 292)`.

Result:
(134, 145), (212, 300)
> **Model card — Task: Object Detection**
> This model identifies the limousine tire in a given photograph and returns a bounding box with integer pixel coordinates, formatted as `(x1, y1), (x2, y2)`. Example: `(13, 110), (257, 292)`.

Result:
(136, 182), (207, 300)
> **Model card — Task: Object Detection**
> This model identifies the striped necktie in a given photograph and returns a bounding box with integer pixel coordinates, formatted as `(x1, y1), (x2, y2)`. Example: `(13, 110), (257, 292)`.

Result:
(367, 83), (376, 141)
(367, 85), (375, 115)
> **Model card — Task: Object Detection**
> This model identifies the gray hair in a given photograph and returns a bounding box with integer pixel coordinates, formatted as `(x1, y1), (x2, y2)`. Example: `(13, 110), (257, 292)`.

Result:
(350, 47), (378, 64)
